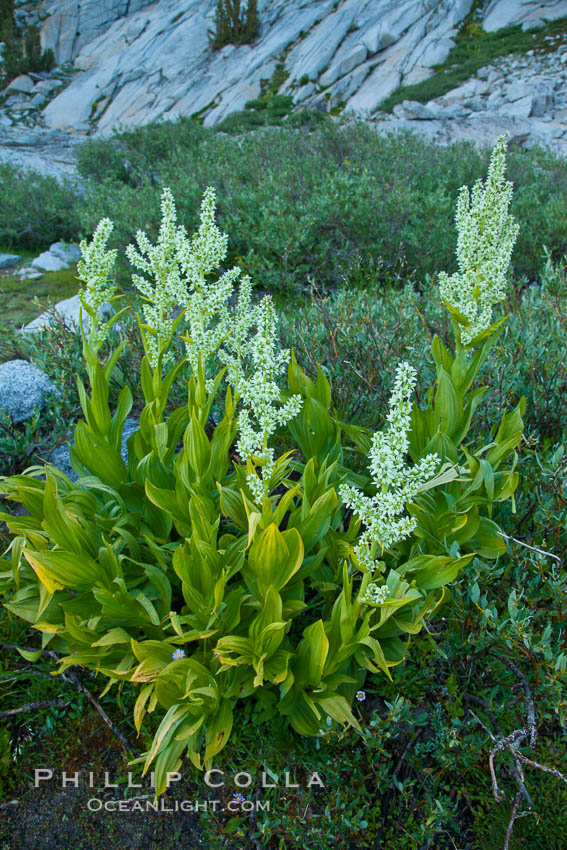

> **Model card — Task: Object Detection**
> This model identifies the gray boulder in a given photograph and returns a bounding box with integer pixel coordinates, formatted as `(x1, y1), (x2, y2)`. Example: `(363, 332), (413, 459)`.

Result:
(501, 95), (533, 118)
(49, 443), (77, 480)
(395, 100), (436, 120)
(30, 241), (82, 273)
(23, 293), (112, 333)
(29, 92), (48, 109)
(32, 79), (63, 96)
(4, 74), (34, 95)
(0, 253), (20, 269)
(0, 360), (59, 424)
(18, 269), (44, 280)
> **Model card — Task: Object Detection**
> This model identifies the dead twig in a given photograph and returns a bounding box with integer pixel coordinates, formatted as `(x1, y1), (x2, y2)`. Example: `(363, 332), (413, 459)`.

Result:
(497, 531), (561, 564)
(469, 656), (567, 850)
(502, 659), (536, 748)
(0, 699), (69, 718)
(0, 642), (139, 757)
(503, 792), (523, 850)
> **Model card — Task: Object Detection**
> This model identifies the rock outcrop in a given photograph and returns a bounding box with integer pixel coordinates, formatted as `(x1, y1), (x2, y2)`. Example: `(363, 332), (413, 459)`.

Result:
(0, 125), (84, 179)
(22, 293), (112, 333)
(0, 0), (566, 172)
(33, 0), (567, 135)
(483, 0), (567, 31)
(370, 48), (567, 157)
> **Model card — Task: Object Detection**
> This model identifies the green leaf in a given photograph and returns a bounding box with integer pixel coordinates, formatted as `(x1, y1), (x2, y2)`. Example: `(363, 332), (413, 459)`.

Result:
(294, 619), (328, 689)
(23, 548), (108, 594)
(485, 400), (525, 469)
(204, 700), (233, 762)
(246, 524), (304, 598)
(143, 704), (190, 775)
(73, 421), (127, 488)
(134, 683), (155, 734)
(16, 646), (43, 662)
(466, 517), (508, 559)
(410, 554), (474, 591)
(186, 412), (211, 480)
(317, 694), (362, 733)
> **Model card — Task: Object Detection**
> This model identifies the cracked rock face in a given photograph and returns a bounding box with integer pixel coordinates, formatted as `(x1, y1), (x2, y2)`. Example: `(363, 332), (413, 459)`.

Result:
(36, 0), (567, 135)
(372, 48), (567, 157)
(483, 0), (567, 32)
(38, 0), (480, 133)
(0, 0), (564, 163)
(40, 0), (157, 64)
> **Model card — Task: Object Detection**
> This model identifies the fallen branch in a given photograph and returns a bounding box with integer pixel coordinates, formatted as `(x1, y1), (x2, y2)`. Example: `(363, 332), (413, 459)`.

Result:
(497, 531), (561, 563)
(469, 656), (567, 850)
(0, 699), (69, 718)
(0, 642), (139, 757)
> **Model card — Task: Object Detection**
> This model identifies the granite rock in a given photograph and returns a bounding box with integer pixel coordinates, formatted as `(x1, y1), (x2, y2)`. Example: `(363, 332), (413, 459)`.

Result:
(0, 253), (21, 269)
(30, 241), (81, 273)
(23, 293), (112, 333)
(0, 360), (59, 424)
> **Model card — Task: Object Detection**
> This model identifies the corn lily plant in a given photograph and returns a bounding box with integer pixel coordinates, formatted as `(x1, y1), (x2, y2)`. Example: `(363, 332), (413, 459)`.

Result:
(0, 138), (523, 795)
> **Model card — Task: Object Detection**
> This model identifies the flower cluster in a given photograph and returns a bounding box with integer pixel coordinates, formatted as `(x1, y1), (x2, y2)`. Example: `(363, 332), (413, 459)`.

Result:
(77, 218), (118, 349)
(177, 188), (244, 386)
(218, 272), (255, 391)
(124, 187), (301, 494)
(126, 188), (189, 367)
(361, 582), (389, 606)
(339, 361), (438, 574)
(233, 296), (302, 502)
(127, 187), (251, 382)
(438, 134), (519, 345)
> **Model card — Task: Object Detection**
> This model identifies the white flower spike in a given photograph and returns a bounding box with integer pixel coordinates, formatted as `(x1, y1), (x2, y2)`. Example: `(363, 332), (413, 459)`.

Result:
(126, 188), (189, 367)
(234, 295), (302, 501)
(77, 217), (118, 349)
(438, 135), (519, 346)
(339, 361), (438, 575)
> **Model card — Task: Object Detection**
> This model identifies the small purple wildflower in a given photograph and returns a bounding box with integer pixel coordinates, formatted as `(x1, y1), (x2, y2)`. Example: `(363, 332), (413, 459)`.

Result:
(232, 793), (245, 804)
(172, 648), (185, 660)
(355, 690), (366, 702)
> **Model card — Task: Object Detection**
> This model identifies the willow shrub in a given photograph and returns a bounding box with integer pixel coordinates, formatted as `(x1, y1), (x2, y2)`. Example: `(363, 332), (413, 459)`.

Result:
(0, 140), (524, 795)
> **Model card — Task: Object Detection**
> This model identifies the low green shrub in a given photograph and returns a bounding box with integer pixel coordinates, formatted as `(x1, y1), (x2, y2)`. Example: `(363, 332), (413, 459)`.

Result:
(0, 163), (81, 251)
(4, 121), (567, 291)
(279, 251), (567, 441)
(0, 140), (527, 796)
(75, 118), (209, 187)
(76, 123), (567, 293)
